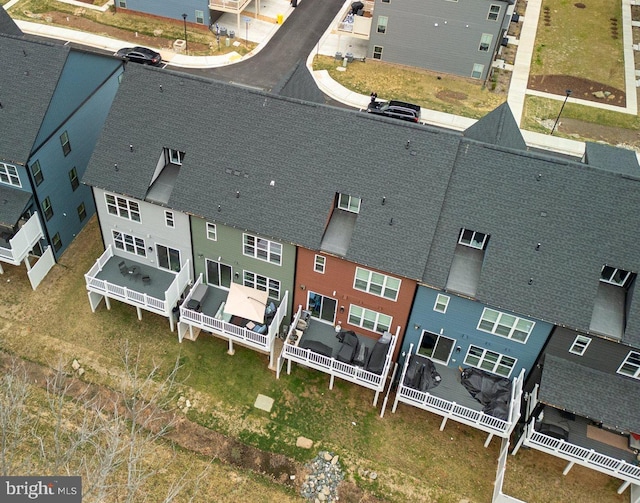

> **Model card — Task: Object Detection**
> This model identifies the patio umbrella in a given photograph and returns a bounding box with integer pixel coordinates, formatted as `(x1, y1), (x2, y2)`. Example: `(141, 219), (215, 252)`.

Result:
(222, 282), (268, 323)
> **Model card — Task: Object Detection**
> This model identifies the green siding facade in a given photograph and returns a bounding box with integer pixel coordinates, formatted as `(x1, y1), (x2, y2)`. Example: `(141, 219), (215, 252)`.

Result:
(190, 216), (296, 317)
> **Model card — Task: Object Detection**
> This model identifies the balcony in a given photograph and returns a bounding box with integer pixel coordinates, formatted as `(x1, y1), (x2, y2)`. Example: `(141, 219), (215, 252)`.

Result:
(209, 0), (253, 14)
(514, 383), (640, 493)
(392, 344), (524, 446)
(336, 1), (373, 39)
(177, 274), (288, 368)
(85, 245), (192, 331)
(277, 306), (398, 406)
(0, 212), (44, 267)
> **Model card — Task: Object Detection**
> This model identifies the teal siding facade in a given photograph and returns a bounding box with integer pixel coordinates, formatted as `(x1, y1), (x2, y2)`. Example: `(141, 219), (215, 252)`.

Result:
(401, 285), (553, 379)
(29, 53), (123, 259)
(190, 216), (296, 317)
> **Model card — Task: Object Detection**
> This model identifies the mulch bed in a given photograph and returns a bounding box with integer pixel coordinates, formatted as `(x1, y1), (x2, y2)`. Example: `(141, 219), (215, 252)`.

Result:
(528, 74), (626, 107)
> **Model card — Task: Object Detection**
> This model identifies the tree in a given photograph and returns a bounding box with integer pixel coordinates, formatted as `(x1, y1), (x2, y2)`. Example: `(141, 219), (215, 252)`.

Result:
(0, 345), (210, 503)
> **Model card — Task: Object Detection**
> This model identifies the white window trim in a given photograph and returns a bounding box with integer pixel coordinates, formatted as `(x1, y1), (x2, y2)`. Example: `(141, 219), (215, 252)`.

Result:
(434, 294), (450, 313)
(479, 33), (493, 52)
(165, 210), (175, 228)
(205, 259), (232, 289)
(347, 305), (392, 333)
(488, 4), (500, 20)
(314, 254), (326, 274)
(242, 233), (282, 265)
(243, 270), (281, 300)
(464, 345), (516, 377)
(569, 335), (591, 356)
(377, 15), (388, 34)
(471, 64), (484, 79)
(459, 228), (487, 249)
(0, 162), (21, 188)
(353, 266), (400, 301)
(337, 193), (361, 213)
(112, 230), (146, 257)
(617, 351), (640, 379)
(600, 265), (631, 286)
(477, 307), (535, 343)
(105, 193), (141, 222)
(167, 148), (184, 165)
(206, 222), (217, 241)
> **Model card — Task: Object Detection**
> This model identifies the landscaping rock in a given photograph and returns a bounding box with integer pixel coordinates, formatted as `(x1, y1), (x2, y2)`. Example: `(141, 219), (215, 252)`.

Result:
(300, 451), (344, 502)
(72, 359), (80, 371)
(77, 368), (85, 377)
(592, 91), (606, 99)
(296, 436), (314, 449)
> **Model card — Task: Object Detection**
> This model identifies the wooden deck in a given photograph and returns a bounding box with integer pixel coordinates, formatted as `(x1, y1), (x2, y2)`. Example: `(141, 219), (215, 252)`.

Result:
(277, 307), (398, 406)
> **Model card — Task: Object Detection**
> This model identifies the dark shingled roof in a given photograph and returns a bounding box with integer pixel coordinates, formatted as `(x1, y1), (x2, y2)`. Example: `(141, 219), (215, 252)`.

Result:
(0, 8), (23, 37)
(584, 141), (640, 177)
(84, 65), (640, 345)
(539, 354), (640, 432)
(0, 185), (31, 227)
(463, 102), (527, 151)
(83, 65), (462, 280)
(424, 142), (640, 345)
(0, 35), (69, 164)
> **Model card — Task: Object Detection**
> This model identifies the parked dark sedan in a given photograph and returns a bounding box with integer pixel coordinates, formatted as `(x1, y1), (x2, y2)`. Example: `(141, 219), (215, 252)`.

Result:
(116, 46), (162, 66)
(366, 99), (421, 123)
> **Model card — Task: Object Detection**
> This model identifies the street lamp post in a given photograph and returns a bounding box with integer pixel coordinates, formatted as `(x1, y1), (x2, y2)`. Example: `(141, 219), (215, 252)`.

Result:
(550, 89), (572, 135)
(182, 13), (188, 54)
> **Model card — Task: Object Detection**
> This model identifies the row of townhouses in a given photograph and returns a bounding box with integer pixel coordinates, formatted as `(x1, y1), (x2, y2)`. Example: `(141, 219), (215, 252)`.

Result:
(115, 0), (515, 81)
(0, 16), (638, 502)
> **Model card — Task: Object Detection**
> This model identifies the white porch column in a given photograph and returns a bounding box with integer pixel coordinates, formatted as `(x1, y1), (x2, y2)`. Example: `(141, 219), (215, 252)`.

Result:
(227, 339), (235, 355)
(562, 460), (575, 475)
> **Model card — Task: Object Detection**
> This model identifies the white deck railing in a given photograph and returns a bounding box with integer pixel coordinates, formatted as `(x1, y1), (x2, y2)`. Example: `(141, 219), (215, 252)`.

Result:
(178, 274), (288, 354)
(0, 213), (44, 265)
(85, 245), (191, 318)
(520, 384), (640, 486)
(277, 310), (399, 405)
(209, 0), (250, 12)
(392, 344), (524, 438)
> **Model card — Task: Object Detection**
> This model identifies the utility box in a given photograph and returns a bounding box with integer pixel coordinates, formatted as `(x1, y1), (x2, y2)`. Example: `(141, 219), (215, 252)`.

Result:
(173, 39), (186, 53)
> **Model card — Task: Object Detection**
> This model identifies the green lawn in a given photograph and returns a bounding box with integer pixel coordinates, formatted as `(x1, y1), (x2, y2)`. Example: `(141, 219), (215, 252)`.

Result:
(532, 0), (624, 88)
(0, 218), (627, 502)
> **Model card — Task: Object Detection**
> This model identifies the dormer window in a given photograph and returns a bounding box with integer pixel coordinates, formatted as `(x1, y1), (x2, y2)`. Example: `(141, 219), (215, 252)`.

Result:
(168, 148), (185, 165)
(590, 264), (635, 339)
(458, 228), (488, 249)
(600, 265), (632, 287)
(337, 193), (361, 213)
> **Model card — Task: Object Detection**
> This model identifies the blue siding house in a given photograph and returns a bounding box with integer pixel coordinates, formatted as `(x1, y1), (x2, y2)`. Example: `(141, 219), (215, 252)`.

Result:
(0, 27), (123, 287)
(402, 286), (552, 380)
(116, 0), (212, 27)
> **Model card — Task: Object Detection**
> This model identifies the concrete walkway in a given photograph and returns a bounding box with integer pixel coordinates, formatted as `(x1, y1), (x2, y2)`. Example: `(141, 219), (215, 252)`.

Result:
(6, 0), (639, 159)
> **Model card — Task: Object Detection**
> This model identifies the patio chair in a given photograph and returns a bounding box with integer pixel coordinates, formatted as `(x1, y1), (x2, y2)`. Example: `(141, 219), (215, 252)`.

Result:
(141, 275), (151, 285)
(118, 261), (129, 277)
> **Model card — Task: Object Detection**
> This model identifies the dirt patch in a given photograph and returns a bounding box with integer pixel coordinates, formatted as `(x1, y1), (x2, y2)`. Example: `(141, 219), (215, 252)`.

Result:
(35, 12), (212, 53)
(556, 117), (640, 147)
(436, 90), (467, 102)
(528, 74), (626, 107)
(0, 351), (382, 502)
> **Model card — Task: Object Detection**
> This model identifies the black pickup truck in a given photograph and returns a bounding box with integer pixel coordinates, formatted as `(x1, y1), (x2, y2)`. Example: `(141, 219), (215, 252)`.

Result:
(366, 99), (421, 123)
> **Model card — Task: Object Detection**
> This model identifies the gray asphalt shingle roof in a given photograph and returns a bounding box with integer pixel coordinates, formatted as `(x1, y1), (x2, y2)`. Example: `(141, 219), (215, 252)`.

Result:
(584, 141), (640, 176)
(463, 101), (527, 151)
(0, 35), (68, 164)
(539, 354), (640, 432)
(84, 65), (640, 344)
(0, 185), (31, 227)
(84, 65), (461, 280)
(0, 8), (23, 37)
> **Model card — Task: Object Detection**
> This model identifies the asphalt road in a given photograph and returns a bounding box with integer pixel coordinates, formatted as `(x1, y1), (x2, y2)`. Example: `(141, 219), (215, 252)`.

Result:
(183, 0), (345, 98)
